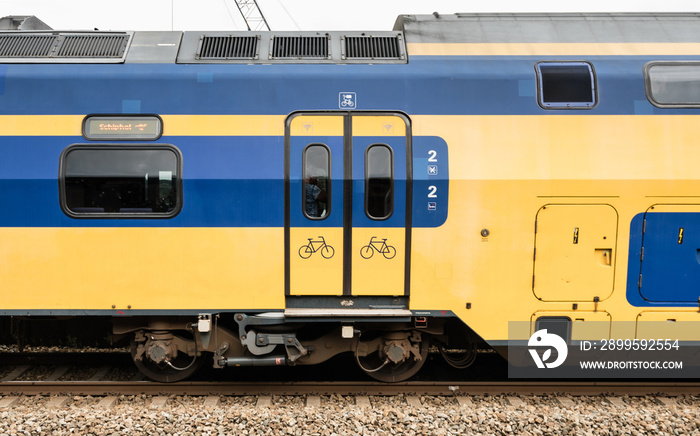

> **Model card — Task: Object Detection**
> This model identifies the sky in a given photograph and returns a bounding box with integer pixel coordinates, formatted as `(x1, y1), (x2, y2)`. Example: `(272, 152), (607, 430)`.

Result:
(0, 0), (698, 32)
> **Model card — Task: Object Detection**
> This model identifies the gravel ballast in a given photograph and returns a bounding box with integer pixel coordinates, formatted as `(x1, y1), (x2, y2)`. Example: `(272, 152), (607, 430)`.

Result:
(0, 394), (697, 435)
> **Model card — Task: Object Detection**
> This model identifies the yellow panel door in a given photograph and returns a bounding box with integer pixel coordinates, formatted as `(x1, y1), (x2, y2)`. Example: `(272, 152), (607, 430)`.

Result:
(287, 114), (344, 295)
(285, 112), (411, 298)
(351, 114), (410, 296)
(533, 204), (617, 302)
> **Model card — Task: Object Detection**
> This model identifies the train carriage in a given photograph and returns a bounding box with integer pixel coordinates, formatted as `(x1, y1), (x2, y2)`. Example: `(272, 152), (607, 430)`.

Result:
(1, 13), (700, 381)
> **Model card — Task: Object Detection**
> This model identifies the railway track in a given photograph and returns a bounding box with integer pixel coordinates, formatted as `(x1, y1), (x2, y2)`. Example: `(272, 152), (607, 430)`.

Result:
(1, 380), (700, 397)
(0, 353), (697, 434)
(0, 351), (698, 397)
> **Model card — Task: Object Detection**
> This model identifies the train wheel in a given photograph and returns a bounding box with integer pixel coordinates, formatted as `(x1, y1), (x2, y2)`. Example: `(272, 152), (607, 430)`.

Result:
(355, 331), (429, 383)
(130, 333), (205, 383)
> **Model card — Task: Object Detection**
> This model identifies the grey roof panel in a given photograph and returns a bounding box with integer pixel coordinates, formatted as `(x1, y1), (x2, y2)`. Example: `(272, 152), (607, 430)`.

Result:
(394, 13), (700, 44)
(125, 32), (182, 63)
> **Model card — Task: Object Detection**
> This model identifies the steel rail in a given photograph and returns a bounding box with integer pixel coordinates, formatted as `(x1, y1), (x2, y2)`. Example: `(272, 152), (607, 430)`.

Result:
(1, 380), (699, 397)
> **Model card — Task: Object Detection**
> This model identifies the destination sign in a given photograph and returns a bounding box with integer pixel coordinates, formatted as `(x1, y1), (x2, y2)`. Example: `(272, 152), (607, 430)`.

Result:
(83, 116), (162, 140)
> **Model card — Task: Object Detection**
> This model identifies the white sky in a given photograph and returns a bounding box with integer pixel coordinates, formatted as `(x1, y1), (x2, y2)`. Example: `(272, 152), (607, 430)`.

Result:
(0, 0), (698, 31)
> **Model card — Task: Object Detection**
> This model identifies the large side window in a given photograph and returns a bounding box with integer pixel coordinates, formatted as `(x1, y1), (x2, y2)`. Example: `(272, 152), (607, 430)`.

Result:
(365, 144), (394, 220)
(60, 145), (182, 218)
(302, 144), (330, 219)
(536, 61), (596, 109)
(645, 62), (700, 107)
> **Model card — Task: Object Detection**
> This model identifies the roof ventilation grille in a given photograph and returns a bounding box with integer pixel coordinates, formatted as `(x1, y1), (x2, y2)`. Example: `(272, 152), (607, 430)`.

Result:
(56, 34), (129, 58)
(0, 34), (54, 57)
(271, 35), (329, 59)
(0, 32), (131, 62)
(197, 35), (259, 59)
(343, 35), (403, 59)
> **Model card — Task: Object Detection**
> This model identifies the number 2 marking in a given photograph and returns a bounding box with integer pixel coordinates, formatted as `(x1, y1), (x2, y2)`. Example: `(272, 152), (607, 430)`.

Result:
(428, 185), (438, 198)
(428, 150), (438, 162)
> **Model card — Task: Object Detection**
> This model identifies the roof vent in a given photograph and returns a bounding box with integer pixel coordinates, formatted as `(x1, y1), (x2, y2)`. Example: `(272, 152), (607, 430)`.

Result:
(0, 34), (54, 57)
(343, 35), (404, 59)
(271, 35), (329, 59)
(56, 34), (129, 58)
(197, 35), (259, 59)
(177, 31), (407, 64)
(0, 32), (131, 62)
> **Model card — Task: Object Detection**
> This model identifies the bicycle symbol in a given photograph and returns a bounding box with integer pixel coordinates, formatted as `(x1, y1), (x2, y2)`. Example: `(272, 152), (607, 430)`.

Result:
(299, 236), (335, 259)
(360, 236), (396, 259)
(340, 94), (355, 107)
(339, 92), (356, 108)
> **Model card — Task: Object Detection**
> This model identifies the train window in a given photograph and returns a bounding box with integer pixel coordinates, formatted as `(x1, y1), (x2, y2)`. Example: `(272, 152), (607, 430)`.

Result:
(59, 145), (182, 218)
(536, 62), (596, 109)
(365, 144), (394, 220)
(302, 144), (330, 219)
(645, 62), (700, 107)
(82, 115), (163, 140)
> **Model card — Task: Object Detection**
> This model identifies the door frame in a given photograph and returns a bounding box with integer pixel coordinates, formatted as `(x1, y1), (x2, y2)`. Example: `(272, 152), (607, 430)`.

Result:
(283, 110), (413, 297)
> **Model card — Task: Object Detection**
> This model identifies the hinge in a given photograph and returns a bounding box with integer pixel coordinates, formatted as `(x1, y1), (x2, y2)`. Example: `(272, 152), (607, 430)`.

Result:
(640, 246), (644, 262)
(534, 220), (538, 234)
(533, 247), (536, 261)
(532, 275), (535, 288)
(638, 274), (643, 289)
(642, 219), (646, 234)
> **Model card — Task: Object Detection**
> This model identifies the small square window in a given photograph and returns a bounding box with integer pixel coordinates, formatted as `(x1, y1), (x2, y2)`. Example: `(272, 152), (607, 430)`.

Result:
(645, 62), (700, 108)
(536, 62), (596, 109)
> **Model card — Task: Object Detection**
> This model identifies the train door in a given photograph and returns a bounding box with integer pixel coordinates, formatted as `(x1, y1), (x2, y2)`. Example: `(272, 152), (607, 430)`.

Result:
(285, 112), (411, 297)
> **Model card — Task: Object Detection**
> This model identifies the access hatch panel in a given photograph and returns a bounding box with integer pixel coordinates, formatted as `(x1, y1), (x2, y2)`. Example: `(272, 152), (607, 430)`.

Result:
(533, 204), (617, 302)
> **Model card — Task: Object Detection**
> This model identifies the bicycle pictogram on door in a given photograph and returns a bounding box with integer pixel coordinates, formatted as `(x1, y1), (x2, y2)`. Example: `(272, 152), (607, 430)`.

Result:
(360, 236), (396, 259)
(299, 236), (335, 259)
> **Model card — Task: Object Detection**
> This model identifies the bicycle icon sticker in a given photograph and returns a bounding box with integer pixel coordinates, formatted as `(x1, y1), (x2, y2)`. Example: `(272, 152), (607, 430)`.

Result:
(299, 236), (335, 259)
(339, 92), (356, 109)
(360, 236), (396, 259)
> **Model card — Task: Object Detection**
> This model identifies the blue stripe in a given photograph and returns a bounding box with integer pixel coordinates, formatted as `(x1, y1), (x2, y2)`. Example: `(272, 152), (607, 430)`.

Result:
(1, 56), (699, 116)
(0, 136), (284, 227)
(0, 135), (446, 228)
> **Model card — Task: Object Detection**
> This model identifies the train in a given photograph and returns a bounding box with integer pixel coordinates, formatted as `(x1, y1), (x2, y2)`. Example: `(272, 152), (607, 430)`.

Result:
(1, 12), (699, 382)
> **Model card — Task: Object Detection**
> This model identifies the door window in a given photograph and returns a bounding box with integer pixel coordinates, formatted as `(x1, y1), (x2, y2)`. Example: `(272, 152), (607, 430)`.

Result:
(302, 144), (330, 219)
(365, 144), (394, 220)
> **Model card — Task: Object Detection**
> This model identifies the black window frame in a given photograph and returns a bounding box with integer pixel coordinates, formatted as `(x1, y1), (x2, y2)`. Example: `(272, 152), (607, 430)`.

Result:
(82, 114), (163, 141)
(644, 61), (700, 108)
(301, 143), (331, 220)
(536, 61), (597, 110)
(364, 143), (394, 220)
(58, 144), (183, 219)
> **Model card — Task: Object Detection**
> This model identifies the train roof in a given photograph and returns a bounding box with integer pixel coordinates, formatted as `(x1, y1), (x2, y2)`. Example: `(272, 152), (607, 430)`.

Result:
(1, 13), (700, 64)
(395, 13), (700, 44)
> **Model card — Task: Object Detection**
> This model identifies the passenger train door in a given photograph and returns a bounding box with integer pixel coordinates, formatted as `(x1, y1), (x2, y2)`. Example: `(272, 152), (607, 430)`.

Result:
(285, 112), (411, 297)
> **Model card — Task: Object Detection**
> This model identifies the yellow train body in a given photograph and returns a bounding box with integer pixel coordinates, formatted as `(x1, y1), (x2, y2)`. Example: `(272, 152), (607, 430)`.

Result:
(2, 13), (700, 380)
